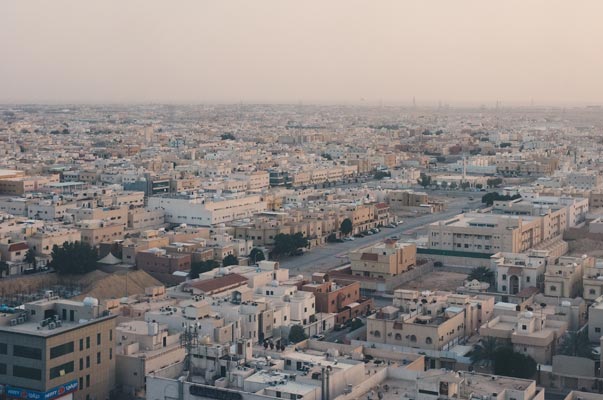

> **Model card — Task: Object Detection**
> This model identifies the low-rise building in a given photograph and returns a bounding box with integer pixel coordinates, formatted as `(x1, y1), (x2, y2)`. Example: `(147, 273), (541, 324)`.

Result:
(349, 240), (416, 279)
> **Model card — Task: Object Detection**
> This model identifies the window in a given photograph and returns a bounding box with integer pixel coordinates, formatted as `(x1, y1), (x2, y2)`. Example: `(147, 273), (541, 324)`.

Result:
(79, 377), (83, 389)
(109, 329), (113, 341)
(97, 333), (101, 346)
(86, 355), (90, 368)
(109, 348), (113, 360)
(595, 328), (601, 333)
(80, 358), (83, 370)
(86, 374), (90, 388)
(522, 325), (527, 330)
(395, 333), (402, 340)
(50, 342), (74, 359)
(550, 285), (557, 292)
(410, 335), (417, 342)
(79, 339), (83, 351)
(0, 363), (6, 375)
(0, 343), (6, 355)
(49, 361), (74, 379)
(13, 345), (42, 360)
(502, 274), (507, 280)
(526, 276), (531, 283)
(97, 352), (101, 364)
(373, 330), (381, 338)
(426, 337), (433, 344)
(590, 289), (596, 295)
(86, 337), (90, 349)
(13, 365), (42, 380)
(502, 285), (507, 291)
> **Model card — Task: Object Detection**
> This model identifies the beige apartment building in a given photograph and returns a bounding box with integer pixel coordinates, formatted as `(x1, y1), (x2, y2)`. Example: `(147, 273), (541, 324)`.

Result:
(349, 241), (416, 279)
(69, 205), (128, 227)
(544, 256), (590, 298)
(28, 228), (81, 256)
(366, 304), (466, 351)
(386, 190), (428, 210)
(480, 307), (567, 364)
(583, 260), (603, 302)
(77, 220), (125, 248)
(0, 297), (117, 400)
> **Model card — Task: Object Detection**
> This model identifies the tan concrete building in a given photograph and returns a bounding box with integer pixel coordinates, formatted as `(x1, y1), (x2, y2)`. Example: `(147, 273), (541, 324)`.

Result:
(366, 304), (466, 351)
(544, 256), (590, 298)
(350, 240), (416, 279)
(77, 220), (125, 248)
(0, 297), (117, 400)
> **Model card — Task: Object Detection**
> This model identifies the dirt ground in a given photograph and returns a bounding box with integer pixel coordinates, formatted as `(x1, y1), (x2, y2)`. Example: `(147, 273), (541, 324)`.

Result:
(397, 270), (468, 292)
(567, 238), (603, 258)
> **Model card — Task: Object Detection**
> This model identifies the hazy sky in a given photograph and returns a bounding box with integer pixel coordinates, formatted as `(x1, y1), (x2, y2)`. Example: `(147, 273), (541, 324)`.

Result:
(2, 0), (603, 105)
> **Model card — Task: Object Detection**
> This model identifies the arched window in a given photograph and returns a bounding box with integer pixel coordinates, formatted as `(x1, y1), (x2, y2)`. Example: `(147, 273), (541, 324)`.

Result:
(373, 330), (381, 338)
(425, 337), (433, 345)
(395, 333), (402, 340)
(410, 335), (417, 342)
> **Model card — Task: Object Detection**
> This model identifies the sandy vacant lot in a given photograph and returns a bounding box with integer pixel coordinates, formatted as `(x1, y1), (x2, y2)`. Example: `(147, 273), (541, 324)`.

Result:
(397, 270), (468, 292)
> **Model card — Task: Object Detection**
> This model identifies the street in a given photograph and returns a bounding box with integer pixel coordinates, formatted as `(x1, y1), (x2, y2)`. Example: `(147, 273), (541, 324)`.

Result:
(279, 193), (483, 276)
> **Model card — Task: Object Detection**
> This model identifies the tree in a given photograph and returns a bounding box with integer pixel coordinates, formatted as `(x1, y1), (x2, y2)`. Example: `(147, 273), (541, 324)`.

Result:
(321, 153), (333, 161)
(417, 173), (432, 189)
(373, 170), (390, 180)
(189, 260), (219, 279)
(470, 337), (501, 368)
(24, 249), (37, 271)
(493, 348), (537, 379)
(481, 192), (521, 206)
(349, 318), (364, 331)
(48, 241), (98, 275)
(558, 330), (596, 359)
(220, 133), (236, 140)
(340, 218), (353, 236)
(326, 233), (338, 243)
(288, 324), (307, 343)
(222, 254), (239, 267)
(467, 266), (495, 285)
(460, 181), (471, 191)
(487, 178), (503, 188)
(272, 233), (309, 258)
(249, 248), (265, 264)
(0, 261), (8, 278)
(449, 182), (458, 190)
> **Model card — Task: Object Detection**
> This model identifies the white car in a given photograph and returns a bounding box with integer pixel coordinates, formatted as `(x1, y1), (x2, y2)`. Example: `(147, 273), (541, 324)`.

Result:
(343, 236), (355, 241)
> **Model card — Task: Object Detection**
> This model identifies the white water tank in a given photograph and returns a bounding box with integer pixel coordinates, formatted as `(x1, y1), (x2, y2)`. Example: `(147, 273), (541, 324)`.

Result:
(83, 297), (99, 307)
(561, 301), (572, 307)
(147, 322), (159, 336)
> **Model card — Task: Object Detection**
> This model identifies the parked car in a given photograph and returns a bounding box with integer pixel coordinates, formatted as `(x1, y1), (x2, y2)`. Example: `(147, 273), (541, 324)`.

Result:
(311, 334), (325, 341)
(343, 236), (355, 241)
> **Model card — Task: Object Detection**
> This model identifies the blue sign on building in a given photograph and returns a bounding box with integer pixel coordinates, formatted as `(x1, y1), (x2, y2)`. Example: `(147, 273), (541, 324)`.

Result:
(6, 380), (78, 400)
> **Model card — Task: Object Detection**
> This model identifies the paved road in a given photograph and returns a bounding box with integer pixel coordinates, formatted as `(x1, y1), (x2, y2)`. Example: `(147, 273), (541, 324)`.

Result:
(280, 195), (483, 276)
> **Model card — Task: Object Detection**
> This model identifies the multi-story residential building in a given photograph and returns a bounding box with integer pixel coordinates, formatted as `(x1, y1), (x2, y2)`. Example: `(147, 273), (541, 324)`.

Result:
(301, 274), (373, 325)
(366, 304), (466, 351)
(583, 259), (603, 302)
(127, 208), (165, 230)
(491, 250), (549, 295)
(544, 256), (591, 298)
(0, 296), (117, 400)
(148, 192), (267, 226)
(480, 305), (567, 364)
(349, 240), (416, 279)
(77, 220), (125, 248)
(587, 296), (603, 342)
(115, 320), (185, 397)
(27, 228), (81, 256)
(69, 205), (128, 227)
(426, 212), (568, 266)
(136, 248), (192, 283)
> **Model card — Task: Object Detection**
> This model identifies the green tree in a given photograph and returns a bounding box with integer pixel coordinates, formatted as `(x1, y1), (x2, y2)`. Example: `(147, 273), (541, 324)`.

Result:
(220, 133), (236, 140)
(349, 318), (364, 331)
(48, 241), (98, 275)
(487, 178), (503, 188)
(493, 348), (536, 379)
(340, 218), (353, 236)
(417, 173), (432, 189)
(249, 248), (265, 264)
(449, 182), (458, 190)
(373, 170), (390, 180)
(272, 233), (309, 258)
(288, 324), (308, 343)
(481, 192), (521, 206)
(24, 249), (37, 271)
(326, 233), (338, 243)
(558, 330), (596, 359)
(470, 337), (501, 368)
(467, 266), (495, 285)
(189, 260), (220, 279)
(222, 254), (239, 267)
(0, 261), (8, 278)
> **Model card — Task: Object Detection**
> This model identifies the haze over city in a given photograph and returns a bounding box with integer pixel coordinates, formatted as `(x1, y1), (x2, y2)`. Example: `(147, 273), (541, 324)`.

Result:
(2, 0), (603, 105)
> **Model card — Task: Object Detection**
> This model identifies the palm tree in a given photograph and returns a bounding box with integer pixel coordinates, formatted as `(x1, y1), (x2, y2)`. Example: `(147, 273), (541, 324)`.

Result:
(558, 330), (596, 359)
(470, 337), (501, 368)
(467, 266), (495, 285)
